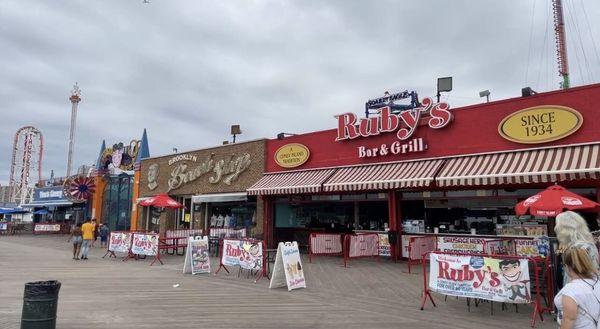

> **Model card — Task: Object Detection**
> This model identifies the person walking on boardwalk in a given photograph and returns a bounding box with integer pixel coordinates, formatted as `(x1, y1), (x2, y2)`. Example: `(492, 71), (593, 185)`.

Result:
(99, 224), (109, 248)
(91, 219), (99, 248)
(67, 223), (83, 260)
(80, 219), (94, 260)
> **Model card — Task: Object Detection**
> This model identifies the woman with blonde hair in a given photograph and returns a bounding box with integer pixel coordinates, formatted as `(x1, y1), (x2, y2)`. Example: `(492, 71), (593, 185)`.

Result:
(554, 247), (600, 329)
(555, 211), (599, 266)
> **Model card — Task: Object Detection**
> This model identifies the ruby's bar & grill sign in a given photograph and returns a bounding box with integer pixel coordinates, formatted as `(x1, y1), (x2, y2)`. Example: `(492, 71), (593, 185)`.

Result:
(335, 97), (452, 158)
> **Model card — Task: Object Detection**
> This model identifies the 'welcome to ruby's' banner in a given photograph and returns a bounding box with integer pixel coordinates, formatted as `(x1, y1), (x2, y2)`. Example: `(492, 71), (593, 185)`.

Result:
(428, 252), (531, 304)
(109, 232), (132, 254)
(131, 233), (159, 256)
(221, 239), (263, 271)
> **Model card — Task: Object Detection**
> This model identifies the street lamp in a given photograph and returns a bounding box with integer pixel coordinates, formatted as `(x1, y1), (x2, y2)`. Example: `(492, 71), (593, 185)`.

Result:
(231, 125), (242, 143)
(277, 132), (297, 140)
(436, 77), (452, 102)
(479, 90), (490, 103)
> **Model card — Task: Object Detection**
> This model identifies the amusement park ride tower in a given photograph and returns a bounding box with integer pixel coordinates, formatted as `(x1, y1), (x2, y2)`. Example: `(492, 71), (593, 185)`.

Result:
(9, 127), (43, 205)
(66, 83), (82, 177)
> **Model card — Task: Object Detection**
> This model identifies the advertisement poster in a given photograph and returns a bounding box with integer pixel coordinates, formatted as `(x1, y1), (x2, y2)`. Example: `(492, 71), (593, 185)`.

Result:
(0, 223), (7, 231)
(401, 235), (413, 258)
(34, 224), (61, 232)
(269, 241), (306, 291)
(183, 236), (210, 275)
(429, 253), (531, 304)
(437, 236), (487, 254)
(108, 232), (132, 254)
(221, 239), (263, 270)
(378, 233), (391, 257)
(515, 238), (549, 258)
(131, 233), (159, 256)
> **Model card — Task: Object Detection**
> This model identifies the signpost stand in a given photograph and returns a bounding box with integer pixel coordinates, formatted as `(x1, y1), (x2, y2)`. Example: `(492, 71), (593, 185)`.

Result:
(269, 241), (306, 291)
(183, 236), (211, 275)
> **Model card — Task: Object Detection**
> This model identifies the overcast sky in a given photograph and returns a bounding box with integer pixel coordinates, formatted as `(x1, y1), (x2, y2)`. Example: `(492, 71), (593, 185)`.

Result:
(1, 0), (599, 185)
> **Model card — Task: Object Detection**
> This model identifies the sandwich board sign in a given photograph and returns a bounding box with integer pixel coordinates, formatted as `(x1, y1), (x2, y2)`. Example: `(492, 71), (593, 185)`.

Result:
(183, 236), (211, 275)
(269, 241), (306, 291)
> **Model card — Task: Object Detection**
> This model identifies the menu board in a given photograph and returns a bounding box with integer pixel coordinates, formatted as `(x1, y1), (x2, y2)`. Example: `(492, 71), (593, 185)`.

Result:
(183, 237), (211, 275)
(437, 236), (487, 254)
(378, 233), (391, 257)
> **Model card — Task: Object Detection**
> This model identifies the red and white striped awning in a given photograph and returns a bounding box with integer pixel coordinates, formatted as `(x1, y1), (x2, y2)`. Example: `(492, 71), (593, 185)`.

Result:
(436, 144), (600, 187)
(323, 159), (444, 192)
(247, 169), (336, 195)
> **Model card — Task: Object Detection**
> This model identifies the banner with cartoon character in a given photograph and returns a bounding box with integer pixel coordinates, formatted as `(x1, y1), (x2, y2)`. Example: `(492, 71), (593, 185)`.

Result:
(221, 239), (263, 271)
(131, 233), (159, 256)
(269, 241), (306, 291)
(109, 232), (132, 254)
(0, 223), (7, 231)
(429, 252), (531, 304)
(183, 236), (210, 274)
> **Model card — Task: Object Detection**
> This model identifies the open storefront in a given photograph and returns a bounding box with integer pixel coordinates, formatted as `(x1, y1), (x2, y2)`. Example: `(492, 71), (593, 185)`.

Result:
(250, 84), (600, 258)
(137, 139), (266, 237)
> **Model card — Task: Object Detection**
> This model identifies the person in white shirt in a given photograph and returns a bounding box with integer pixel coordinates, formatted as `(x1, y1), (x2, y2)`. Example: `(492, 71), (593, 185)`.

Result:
(554, 246), (600, 329)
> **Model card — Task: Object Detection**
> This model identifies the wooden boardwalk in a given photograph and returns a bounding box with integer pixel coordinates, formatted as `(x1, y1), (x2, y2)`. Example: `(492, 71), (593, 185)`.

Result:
(0, 235), (555, 329)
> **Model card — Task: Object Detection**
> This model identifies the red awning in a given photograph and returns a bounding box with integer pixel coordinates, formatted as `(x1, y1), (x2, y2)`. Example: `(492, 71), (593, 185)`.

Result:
(322, 159), (444, 192)
(247, 169), (336, 195)
(436, 144), (600, 187)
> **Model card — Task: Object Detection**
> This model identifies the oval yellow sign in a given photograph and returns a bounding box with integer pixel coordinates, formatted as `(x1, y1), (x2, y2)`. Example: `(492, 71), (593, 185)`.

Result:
(498, 105), (583, 144)
(275, 143), (310, 168)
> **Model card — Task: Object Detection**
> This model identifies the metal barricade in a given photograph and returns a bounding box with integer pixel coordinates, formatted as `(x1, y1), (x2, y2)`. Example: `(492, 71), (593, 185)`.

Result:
(344, 233), (379, 267)
(308, 233), (344, 263)
(407, 235), (437, 274)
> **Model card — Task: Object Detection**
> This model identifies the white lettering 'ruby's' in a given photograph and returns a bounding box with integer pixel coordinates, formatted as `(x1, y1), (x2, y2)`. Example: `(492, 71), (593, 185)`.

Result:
(335, 97), (452, 141)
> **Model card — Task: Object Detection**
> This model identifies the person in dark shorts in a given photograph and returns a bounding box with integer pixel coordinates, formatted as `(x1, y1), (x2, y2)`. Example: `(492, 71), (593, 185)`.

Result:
(99, 224), (110, 248)
(68, 223), (83, 260)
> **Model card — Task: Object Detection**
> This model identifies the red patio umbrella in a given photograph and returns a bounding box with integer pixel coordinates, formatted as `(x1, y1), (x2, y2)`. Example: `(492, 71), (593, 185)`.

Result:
(139, 193), (184, 209)
(515, 185), (600, 217)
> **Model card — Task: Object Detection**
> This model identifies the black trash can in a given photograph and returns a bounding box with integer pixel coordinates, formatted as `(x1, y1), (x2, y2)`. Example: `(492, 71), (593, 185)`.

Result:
(21, 280), (61, 329)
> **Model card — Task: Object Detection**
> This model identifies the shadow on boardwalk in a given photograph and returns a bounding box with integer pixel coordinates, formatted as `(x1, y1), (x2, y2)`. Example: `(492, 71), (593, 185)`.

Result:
(0, 235), (555, 329)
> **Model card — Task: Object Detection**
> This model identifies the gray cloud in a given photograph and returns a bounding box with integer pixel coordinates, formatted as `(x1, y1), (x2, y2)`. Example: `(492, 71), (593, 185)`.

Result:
(1, 0), (599, 185)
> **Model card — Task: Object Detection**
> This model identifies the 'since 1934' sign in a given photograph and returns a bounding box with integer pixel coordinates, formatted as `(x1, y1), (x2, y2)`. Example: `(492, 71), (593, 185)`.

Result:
(498, 105), (583, 144)
(334, 97), (453, 159)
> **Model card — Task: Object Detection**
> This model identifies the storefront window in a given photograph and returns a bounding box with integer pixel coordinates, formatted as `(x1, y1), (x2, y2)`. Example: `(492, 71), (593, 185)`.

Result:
(176, 197), (192, 229)
(400, 187), (600, 236)
(274, 199), (388, 231)
(208, 202), (256, 230)
(102, 174), (133, 232)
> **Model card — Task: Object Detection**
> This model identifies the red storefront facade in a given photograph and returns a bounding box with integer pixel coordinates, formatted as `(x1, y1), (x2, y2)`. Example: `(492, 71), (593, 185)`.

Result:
(249, 84), (600, 258)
